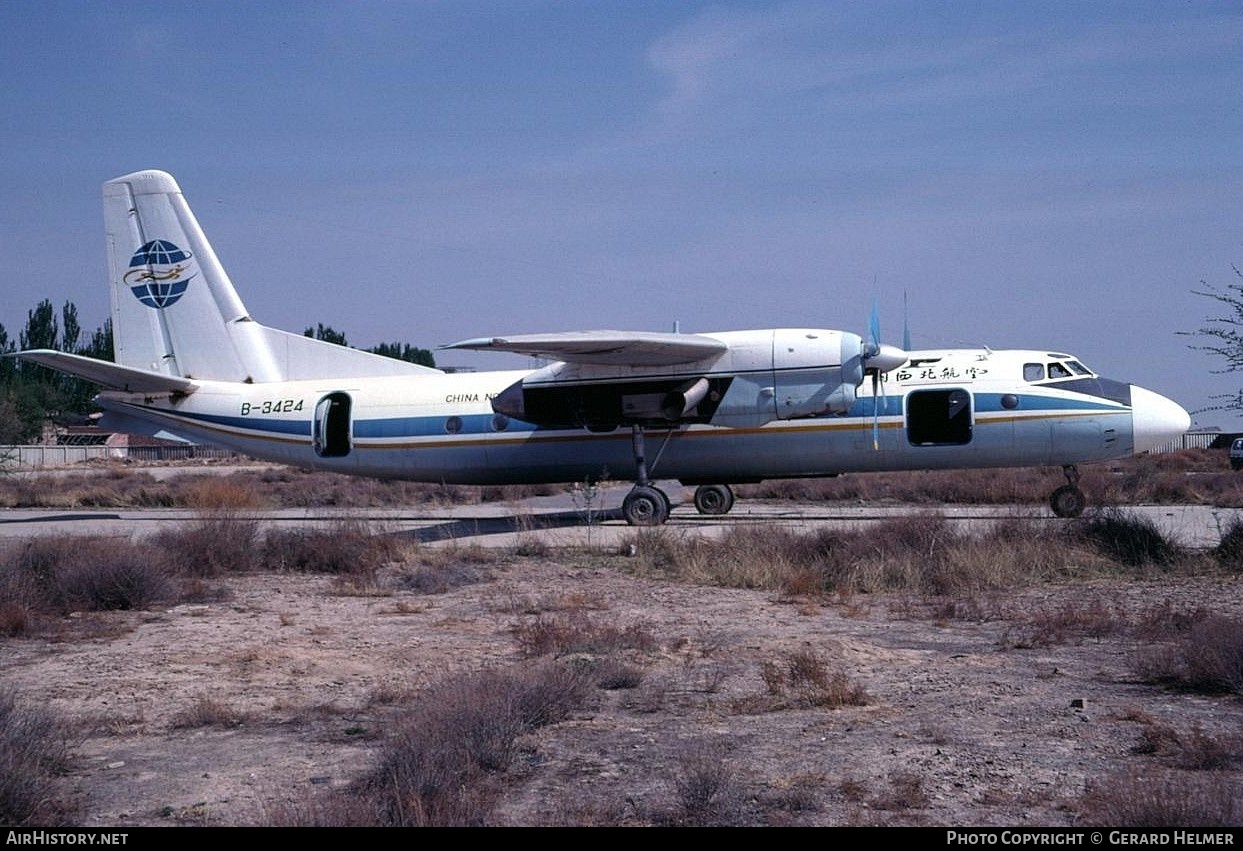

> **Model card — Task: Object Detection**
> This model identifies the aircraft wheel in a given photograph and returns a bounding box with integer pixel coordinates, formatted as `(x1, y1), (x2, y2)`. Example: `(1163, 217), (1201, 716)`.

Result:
(623, 486), (670, 526)
(1049, 485), (1086, 518)
(693, 484), (735, 515)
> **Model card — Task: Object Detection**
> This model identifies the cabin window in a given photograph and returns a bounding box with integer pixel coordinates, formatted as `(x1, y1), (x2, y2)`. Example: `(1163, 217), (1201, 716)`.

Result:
(1048, 362), (1072, 379)
(1023, 363), (1044, 382)
(313, 392), (352, 458)
(906, 388), (973, 446)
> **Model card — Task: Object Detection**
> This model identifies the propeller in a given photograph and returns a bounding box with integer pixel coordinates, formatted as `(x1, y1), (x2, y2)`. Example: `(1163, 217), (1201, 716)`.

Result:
(863, 298), (908, 450)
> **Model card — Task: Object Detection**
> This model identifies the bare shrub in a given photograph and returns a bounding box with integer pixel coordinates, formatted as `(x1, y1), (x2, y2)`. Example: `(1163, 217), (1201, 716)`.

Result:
(0, 689), (78, 826)
(182, 477), (265, 510)
(1135, 721), (1243, 770)
(0, 536), (172, 619)
(261, 793), (382, 826)
(1079, 769), (1242, 826)
(875, 770), (930, 810)
(262, 520), (396, 578)
(1002, 598), (1127, 648)
(512, 611), (656, 658)
(359, 663), (592, 826)
(665, 739), (747, 826)
(155, 514), (262, 576)
(1213, 516), (1243, 571)
(1132, 612), (1243, 694)
(397, 545), (497, 595)
(0, 601), (28, 637)
(1074, 508), (1182, 568)
(755, 649), (867, 710)
(591, 656), (644, 690)
(171, 697), (245, 729)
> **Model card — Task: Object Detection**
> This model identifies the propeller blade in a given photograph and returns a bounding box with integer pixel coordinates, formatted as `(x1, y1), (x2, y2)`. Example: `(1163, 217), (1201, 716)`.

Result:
(867, 297), (881, 358)
(872, 371), (880, 450)
(903, 290), (912, 351)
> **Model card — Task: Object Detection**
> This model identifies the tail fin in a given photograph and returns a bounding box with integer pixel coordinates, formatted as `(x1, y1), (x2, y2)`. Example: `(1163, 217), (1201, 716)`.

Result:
(105, 170), (436, 382)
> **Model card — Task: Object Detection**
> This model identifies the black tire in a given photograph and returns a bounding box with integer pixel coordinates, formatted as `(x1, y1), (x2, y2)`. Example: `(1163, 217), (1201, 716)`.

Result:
(1049, 484), (1086, 518)
(693, 484), (735, 515)
(623, 486), (670, 526)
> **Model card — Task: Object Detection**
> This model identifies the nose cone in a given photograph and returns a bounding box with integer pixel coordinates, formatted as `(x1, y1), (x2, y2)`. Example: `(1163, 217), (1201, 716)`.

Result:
(1130, 385), (1191, 454)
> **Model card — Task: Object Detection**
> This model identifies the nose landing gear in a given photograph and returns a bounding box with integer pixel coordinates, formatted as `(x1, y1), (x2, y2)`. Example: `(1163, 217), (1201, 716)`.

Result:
(1049, 465), (1086, 518)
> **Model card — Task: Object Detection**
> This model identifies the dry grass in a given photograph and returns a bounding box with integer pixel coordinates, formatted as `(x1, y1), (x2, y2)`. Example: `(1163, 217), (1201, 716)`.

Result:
(170, 697), (247, 730)
(663, 738), (748, 826)
(0, 688), (78, 826)
(1079, 769), (1243, 826)
(1001, 598), (1129, 648)
(512, 611), (657, 658)
(1131, 719), (1243, 770)
(756, 648), (868, 710)
(2, 448), (1238, 512)
(1131, 611), (1243, 694)
(351, 662), (594, 826)
(622, 511), (1187, 601)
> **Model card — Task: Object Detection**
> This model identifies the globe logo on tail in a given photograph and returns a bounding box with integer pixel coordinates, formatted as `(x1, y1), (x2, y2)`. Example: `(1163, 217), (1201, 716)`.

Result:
(123, 240), (197, 308)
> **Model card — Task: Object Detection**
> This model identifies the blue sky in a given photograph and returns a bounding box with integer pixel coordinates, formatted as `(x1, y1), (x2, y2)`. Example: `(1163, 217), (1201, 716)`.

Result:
(2, 1), (1241, 427)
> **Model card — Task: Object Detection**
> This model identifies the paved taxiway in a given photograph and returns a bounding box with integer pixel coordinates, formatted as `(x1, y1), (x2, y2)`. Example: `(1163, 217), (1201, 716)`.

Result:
(0, 484), (1235, 550)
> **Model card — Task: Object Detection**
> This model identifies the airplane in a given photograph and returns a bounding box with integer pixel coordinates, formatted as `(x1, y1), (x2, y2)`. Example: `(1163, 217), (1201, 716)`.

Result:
(14, 169), (1191, 525)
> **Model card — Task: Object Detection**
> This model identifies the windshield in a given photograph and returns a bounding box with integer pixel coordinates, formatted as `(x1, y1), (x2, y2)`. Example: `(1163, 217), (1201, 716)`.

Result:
(1024, 359), (1096, 383)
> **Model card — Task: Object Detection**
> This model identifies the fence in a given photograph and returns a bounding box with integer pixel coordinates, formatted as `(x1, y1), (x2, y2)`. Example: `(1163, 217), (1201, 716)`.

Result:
(0, 444), (239, 470)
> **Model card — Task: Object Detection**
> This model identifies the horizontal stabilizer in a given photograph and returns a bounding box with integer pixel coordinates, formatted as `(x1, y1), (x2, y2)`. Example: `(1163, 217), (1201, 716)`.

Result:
(442, 330), (728, 366)
(12, 350), (198, 395)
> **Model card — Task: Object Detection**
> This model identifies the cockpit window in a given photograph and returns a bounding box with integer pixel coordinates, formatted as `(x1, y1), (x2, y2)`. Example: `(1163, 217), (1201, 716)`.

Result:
(1027, 359), (1095, 383)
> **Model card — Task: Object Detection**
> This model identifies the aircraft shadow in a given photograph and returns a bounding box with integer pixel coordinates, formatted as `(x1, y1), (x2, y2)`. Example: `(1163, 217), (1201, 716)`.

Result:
(393, 507), (625, 543)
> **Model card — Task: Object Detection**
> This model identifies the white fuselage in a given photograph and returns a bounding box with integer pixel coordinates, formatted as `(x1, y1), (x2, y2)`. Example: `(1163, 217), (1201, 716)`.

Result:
(95, 346), (1188, 486)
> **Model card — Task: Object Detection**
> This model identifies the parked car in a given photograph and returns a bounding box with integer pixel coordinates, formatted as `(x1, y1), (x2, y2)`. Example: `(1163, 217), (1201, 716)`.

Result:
(1231, 438), (1243, 471)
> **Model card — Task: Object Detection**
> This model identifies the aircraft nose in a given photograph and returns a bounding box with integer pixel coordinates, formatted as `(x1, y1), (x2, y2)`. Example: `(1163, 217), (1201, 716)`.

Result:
(1130, 385), (1191, 454)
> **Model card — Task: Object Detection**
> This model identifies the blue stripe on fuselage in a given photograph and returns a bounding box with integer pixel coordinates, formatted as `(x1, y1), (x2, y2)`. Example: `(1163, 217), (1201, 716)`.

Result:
(136, 388), (1127, 444)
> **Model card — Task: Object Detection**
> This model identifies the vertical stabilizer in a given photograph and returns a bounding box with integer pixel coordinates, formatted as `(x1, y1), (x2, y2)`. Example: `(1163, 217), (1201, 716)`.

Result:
(104, 170), (439, 382)
(105, 170), (281, 381)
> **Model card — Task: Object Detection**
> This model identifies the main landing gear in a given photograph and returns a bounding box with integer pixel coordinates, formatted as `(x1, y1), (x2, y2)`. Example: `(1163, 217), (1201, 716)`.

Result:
(1049, 464), (1087, 518)
(692, 483), (735, 515)
(620, 426), (738, 526)
(622, 425), (671, 526)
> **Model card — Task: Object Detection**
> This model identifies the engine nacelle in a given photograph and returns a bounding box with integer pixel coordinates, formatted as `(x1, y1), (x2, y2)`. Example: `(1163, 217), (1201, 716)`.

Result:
(491, 329), (867, 429)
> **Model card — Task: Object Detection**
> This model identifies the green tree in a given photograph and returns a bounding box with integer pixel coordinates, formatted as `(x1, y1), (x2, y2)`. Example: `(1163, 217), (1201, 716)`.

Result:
(304, 324), (348, 346)
(367, 341), (436, 368)
(20, 299), (58, 351)
(0, 301), (113, 441)
(79, 318), (113, 361)
(60, 301), (80, 355)
(0, 321), (14, 385)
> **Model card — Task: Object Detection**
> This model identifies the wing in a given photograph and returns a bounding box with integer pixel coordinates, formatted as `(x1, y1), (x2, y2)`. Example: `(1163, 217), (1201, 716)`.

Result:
(441, 331), (727, 366)
(12, 350), (199, 395)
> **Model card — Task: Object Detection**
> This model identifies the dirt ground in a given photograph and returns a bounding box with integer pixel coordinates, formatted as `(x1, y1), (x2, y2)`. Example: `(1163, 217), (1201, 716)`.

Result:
(4, 533), (1243, 827)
